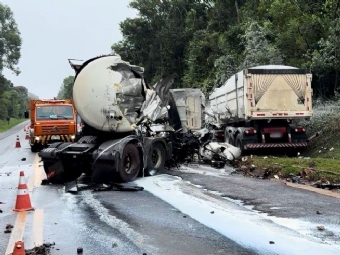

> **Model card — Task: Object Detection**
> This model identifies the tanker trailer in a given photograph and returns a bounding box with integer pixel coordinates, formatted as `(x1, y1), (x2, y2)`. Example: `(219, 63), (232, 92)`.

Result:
(39, 54), (184, 184)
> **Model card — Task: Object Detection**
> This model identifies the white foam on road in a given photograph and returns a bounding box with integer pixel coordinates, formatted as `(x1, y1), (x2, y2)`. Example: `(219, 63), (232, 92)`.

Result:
(176, 164), (234, 177)
(134, 174), (340, 255)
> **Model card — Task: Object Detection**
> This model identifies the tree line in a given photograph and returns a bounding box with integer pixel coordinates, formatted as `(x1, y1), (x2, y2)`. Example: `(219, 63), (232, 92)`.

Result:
(108, 0), (340, 99)
(0, 2), (39, 120)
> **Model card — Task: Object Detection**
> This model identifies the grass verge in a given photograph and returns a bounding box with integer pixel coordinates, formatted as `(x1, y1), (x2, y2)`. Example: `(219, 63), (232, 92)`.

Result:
(236, 156), (340, 183)
(0, 118), (26, 132)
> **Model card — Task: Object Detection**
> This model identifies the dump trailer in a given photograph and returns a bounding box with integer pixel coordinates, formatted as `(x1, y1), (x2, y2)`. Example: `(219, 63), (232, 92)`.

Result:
(24, 99), (77, 152)
(207, 65), (313, 155)
(38, 54), (205, 184)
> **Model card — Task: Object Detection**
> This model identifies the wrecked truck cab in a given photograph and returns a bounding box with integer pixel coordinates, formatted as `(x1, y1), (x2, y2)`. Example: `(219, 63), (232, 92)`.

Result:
(40, 54), (180, 184)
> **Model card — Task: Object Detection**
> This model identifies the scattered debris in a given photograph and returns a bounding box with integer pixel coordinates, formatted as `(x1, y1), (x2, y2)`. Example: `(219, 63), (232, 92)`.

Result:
(313, 183), (340, 190)
(317, 226), (325, 231)
(65, 182), (145, 194)
(210, 211), (214, 214)
(4, 229), (11, 233)
(288, 174), (306, 185)
(6, 224), (13, 229)
(25, 242), (55, 255)
(316, 211), (321, 215)
(0, 209), (2, 213)
(77, 247), (83, 254)
(21, 158), (26, 161)
(269, 241), (275, 244)
(112, 242), (118, 248)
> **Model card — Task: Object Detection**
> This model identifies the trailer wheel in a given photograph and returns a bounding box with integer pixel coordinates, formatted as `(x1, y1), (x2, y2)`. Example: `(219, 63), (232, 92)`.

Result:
(118, 143), (140, 182)
(235, 134), (245, 155)
(224, 131), (234, 145)
(145, 142), (166, 176)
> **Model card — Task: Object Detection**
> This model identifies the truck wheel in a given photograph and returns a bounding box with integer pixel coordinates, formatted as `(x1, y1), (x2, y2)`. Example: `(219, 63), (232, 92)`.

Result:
(145, 142), (166, 176)
(118, 143), (140, 182)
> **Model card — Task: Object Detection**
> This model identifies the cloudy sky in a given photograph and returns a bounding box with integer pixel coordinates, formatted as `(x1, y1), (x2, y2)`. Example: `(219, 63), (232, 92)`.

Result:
(1, 0), (137, 98)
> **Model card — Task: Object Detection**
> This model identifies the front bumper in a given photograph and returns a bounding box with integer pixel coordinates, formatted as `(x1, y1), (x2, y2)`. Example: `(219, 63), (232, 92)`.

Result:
(32, 134), (76, 145)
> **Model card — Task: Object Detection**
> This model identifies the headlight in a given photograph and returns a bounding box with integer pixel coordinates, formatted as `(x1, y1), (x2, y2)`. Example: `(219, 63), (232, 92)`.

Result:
(35, 137), (40, 140)
(70, 135), (75, 139)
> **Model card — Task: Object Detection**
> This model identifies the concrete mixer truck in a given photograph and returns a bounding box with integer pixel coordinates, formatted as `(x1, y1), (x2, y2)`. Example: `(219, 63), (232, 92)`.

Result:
(38, 54), (207, 184)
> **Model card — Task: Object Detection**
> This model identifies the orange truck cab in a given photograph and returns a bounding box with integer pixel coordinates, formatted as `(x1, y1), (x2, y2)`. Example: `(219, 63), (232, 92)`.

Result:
(25, 99), (77, 152)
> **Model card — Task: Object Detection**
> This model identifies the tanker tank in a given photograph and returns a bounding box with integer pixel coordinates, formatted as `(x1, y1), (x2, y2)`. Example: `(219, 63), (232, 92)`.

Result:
(72, 54), (170, 133)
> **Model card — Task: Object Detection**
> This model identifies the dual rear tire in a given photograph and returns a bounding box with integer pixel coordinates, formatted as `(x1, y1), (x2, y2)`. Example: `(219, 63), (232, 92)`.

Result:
(117, 142), (166, 182)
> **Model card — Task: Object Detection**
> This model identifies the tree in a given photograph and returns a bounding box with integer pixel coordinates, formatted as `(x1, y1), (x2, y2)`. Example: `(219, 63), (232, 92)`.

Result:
(57, 76), (74, 99)
(110, 1), (340, 100)
(239, 20), (283, 69)
(0, 3), (22, 75)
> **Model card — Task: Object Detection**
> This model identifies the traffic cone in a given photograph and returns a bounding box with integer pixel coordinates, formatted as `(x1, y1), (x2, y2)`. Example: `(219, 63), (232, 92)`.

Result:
(25, 131), (29, 140)
(15, 135), (21, 148)
(12, 241), (25, 255)
(13, 171), (34, 212)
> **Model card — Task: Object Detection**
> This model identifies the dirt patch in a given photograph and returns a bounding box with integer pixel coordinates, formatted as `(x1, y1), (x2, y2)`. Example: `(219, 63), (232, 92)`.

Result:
(232, 156), (340, 191)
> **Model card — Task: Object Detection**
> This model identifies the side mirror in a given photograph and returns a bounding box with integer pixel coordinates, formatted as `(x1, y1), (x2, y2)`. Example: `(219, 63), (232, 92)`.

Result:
(24, 111), (29, 119)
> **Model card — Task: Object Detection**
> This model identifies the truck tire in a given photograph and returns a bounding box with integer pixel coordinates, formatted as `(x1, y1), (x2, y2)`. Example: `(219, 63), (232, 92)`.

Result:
(235, 134), (245, 155)
(117, 143), (140, 182)
(145, 142), (166, 176)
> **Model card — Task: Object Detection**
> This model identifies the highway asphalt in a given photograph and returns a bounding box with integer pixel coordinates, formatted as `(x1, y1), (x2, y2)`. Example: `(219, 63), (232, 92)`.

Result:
(0, 122), (339, 255)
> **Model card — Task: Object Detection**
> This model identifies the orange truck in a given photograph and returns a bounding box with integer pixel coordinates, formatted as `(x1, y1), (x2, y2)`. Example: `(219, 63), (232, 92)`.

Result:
(24, 99), (77, 152)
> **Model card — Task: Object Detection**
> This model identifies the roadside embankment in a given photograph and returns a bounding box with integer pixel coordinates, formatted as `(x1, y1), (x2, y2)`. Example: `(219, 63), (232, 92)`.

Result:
(0, 118), (26, 133)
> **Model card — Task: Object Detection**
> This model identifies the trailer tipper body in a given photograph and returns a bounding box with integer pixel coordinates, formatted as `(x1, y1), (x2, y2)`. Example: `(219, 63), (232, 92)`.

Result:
(25, 99), (77, 152)
(38, 54), (206, 184)
(207, 65), (313, 154)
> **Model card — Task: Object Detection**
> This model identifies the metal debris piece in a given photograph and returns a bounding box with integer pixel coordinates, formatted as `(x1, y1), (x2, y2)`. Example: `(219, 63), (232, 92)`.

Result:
(317, 226), (325, 231)
(6, 224), (13, 229)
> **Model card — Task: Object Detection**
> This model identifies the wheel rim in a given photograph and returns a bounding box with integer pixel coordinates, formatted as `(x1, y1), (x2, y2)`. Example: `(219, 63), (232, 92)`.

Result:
(149, 148), (162, 175)
(123, 152), (133, 174)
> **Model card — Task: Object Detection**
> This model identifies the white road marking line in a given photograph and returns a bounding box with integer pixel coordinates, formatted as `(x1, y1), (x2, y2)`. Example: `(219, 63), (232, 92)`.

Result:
(30, 209), (44, 248)
(28, 153), (39, 193)
(5, 211), (27, 255)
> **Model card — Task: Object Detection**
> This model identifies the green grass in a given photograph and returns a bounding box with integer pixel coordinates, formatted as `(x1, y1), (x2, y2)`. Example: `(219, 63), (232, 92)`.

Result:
(0, 118), (26, 132)
(250, 156), (340, 182)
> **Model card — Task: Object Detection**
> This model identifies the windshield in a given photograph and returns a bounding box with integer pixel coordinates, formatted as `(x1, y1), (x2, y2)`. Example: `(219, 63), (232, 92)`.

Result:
(36, 105), (74, 120)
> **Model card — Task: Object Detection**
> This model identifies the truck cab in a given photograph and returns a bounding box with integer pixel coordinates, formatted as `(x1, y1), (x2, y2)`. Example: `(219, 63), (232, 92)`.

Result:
(25, 99), (77, 152)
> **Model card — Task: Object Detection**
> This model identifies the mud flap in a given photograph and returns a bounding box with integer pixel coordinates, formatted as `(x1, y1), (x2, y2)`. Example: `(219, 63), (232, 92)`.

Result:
(46, 160), (65, 184)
